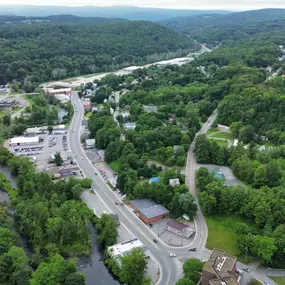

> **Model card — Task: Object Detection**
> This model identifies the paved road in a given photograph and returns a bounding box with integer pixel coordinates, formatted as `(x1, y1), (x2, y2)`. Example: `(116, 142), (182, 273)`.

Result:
(68, 91), (181, 285)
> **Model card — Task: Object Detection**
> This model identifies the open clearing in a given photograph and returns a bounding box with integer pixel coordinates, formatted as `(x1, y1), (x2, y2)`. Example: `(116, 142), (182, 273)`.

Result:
(269, 277), (285, 285)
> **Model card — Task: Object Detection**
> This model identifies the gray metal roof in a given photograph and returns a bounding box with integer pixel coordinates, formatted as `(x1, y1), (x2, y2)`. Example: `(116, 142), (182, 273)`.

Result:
(131, 199), (169, 219)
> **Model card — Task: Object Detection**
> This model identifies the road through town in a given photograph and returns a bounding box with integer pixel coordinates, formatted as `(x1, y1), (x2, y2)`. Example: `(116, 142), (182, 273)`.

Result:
(68, 92), (181, 285)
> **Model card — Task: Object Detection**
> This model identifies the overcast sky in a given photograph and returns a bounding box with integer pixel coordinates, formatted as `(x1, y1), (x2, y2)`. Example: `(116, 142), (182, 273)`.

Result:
(1, 0), (285, 11)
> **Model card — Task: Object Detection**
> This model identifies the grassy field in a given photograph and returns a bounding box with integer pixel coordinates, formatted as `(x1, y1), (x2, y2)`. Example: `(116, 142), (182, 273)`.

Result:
(215, 140), (229, 147)
(206, 127), (218, 135)
(269, 277), (285, 285)
(206, 216), (238, 256)
(208, 131), (233, 140)
(109, 160), (121, 172)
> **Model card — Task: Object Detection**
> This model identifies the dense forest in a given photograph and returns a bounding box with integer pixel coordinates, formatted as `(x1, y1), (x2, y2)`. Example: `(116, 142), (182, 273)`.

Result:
(162, 9), (285, 44)
(0, 20), (195, 90)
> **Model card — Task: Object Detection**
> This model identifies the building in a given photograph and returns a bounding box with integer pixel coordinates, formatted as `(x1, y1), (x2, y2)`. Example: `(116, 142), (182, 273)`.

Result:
(215, 172), (225, 181)
(45, 88), (72, 96)
(149, 176), (160, 184)
(130, 199), (169, 224)
(166, 219), (195, 238)
(201, 249), (239, 285)
(169, 178), (180, 186)
(0, 98), (16, 107)
(143, 105), (157, 113)
(59, 166), (80, 176)
(124, 122), (136, 130)
(10, 136), (39, 146)
(108, 213), (120, 226)
(85, 139), (96, 149)
(108, 238), (149, 267)
(54, 94), (70, 103)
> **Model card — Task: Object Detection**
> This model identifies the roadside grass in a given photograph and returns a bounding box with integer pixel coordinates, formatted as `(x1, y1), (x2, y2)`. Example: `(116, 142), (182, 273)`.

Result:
(206, 216), (238, 256)
(206, 216), (257, 261)
(109, 160), (121, 173)
(214, 140), (229, 147)
(208, 131), (233, 140)
(206, 127), (218, 135)
(84, 112), (93, 118)
(269, 277), (285, 285)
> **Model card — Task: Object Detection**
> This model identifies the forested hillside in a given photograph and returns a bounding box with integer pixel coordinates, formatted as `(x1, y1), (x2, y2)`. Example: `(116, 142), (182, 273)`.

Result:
(161, 9), (285, 43)
(0, 20), (195, 90)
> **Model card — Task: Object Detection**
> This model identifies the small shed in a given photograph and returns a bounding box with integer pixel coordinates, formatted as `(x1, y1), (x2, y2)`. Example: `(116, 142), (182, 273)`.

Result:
(86, 139), (96, 149)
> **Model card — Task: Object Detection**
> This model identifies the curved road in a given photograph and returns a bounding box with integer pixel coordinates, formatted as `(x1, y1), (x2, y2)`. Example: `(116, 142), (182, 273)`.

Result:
(68, 92), (181, 285)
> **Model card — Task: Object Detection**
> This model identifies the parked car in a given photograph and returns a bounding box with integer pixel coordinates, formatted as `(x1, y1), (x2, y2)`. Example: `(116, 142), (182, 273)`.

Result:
(243, 267), (250, 272)
(236, 269), (243, 275)
(169, 253), (176, 257)
(149, 223), (153, 227)
(120, 202), (124, 206)
(115, 202), (118, 205)
(189, 247), (196, 251)
(153, 239), (158, 243)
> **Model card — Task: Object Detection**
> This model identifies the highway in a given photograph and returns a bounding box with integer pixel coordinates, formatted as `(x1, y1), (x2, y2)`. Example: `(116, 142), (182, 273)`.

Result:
(68, 91), (181, 285)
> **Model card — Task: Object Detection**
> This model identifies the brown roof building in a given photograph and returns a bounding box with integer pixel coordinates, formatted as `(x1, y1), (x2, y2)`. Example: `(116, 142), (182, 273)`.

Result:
(201, 249), (239, 285)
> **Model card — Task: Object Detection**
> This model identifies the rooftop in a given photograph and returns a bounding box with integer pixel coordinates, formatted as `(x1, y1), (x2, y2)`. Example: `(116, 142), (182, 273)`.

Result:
(167, 219), (188, 231)
(0, 98), (15, 104)
(86, 139), (96, 145)
(150, 176), (160, 183)
(169, 178), (180, 186)
(209, 276), (239, 285)
(10, 136), (39, 144)
(108, 238), (145, 257)
(131, 199), (169, 219)
(203, 249), (237, 278)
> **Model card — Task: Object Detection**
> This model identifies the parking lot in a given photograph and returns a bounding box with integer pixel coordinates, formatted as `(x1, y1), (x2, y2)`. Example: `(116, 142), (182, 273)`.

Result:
(8, 131), (74, 171)
(93, 162), (117, 188)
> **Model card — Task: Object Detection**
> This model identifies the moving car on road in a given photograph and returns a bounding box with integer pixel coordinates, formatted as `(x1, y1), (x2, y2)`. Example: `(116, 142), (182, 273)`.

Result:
(189, 247), (196, 251)
(153, 239), (158, 243)
(169, 253), (176, 257)
(243, 267), (250, 272)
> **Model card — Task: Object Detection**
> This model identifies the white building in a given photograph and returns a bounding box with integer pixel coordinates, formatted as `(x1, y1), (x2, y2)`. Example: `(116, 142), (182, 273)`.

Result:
(108, 238), (149, 267)
(10, 136), (39, 146)
(166, 219), (195, 238)
(124, 122), (136, 130)
(86, 139), (96, 149)
(169, 178), (180, 186)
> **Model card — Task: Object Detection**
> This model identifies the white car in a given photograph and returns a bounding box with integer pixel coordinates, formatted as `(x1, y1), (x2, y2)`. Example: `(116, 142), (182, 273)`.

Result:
(73, 154), (76, 157)
(169, 253), (176, 257)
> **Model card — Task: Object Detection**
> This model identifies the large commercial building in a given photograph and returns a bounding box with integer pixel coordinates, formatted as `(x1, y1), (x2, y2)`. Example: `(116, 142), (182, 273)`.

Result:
(130, 199), (169, 224)
(201, 249), (239, 285)
(10, 136), (39, 146)
(107, 238), (149, 267)
(45, 88), (72, 96)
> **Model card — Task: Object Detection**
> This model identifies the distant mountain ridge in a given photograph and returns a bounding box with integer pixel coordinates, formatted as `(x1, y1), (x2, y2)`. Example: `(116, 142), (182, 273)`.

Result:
(161, 8), (285, 32)
(0, 14), (126, 25)
(0, 5), (231, 21)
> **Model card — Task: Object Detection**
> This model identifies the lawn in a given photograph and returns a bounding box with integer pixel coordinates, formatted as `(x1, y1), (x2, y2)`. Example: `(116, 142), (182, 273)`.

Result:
(84, 112), (93, 118)
(206, 127), (218, 135)
(109, 160), (121, 172)
(206, 216), (238, 256)
(269, 277), (285, 285)
(209, 131), (233, 140)
(215, 140), (229, 147)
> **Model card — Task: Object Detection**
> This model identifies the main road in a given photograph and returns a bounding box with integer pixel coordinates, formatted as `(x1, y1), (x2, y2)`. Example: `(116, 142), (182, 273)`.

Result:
(68, 91), (181, 285)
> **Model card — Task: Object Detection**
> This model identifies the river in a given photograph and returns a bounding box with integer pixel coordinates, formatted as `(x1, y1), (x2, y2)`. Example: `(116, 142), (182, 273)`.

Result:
(0, 165), (119, 285)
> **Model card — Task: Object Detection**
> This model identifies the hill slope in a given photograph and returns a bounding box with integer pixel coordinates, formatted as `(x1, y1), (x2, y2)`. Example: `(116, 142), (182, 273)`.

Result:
(0, 20), (196, 89)
(0, 5), (231, 21)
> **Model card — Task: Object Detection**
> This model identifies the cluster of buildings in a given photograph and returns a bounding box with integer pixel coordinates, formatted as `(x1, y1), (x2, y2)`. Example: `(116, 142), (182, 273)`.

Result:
(0, 98), (17, 108)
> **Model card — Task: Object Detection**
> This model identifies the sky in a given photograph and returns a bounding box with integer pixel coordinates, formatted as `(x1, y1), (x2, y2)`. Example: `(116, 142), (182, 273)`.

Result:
(1, 0), (285, 10)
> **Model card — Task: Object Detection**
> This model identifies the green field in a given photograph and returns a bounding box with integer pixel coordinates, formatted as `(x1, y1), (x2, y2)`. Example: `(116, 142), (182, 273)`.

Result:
(206, 216), (238, 256)
(206, 127), (218, 135)
(269, 277), (285, 285)
(109, 160), (121, 172)
(215, 140), (229, 147)
(209, 131), (233, 140)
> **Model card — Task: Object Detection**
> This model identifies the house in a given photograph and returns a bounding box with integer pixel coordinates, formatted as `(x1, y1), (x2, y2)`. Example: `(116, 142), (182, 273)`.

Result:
(45, 88), (72, 96)
(169, 178), (180, 186)
(0, 98), (16, 107)
(149, 176), (160, 184)
(59, 166), (80, 176)
(107, 238), (149, 268)
(130, 199), (169, 224)
(215, 172), (225, 181)
(124, 122), (136, 130)
(143, 105), (157, 113)
(85, 139), (95, 149)
(201, 249), (239, 285)
(166, 219), (195, 238)
(10, 136), (39, 146)
(108, 213), (120, 226)
(258, 145), (266, 152)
